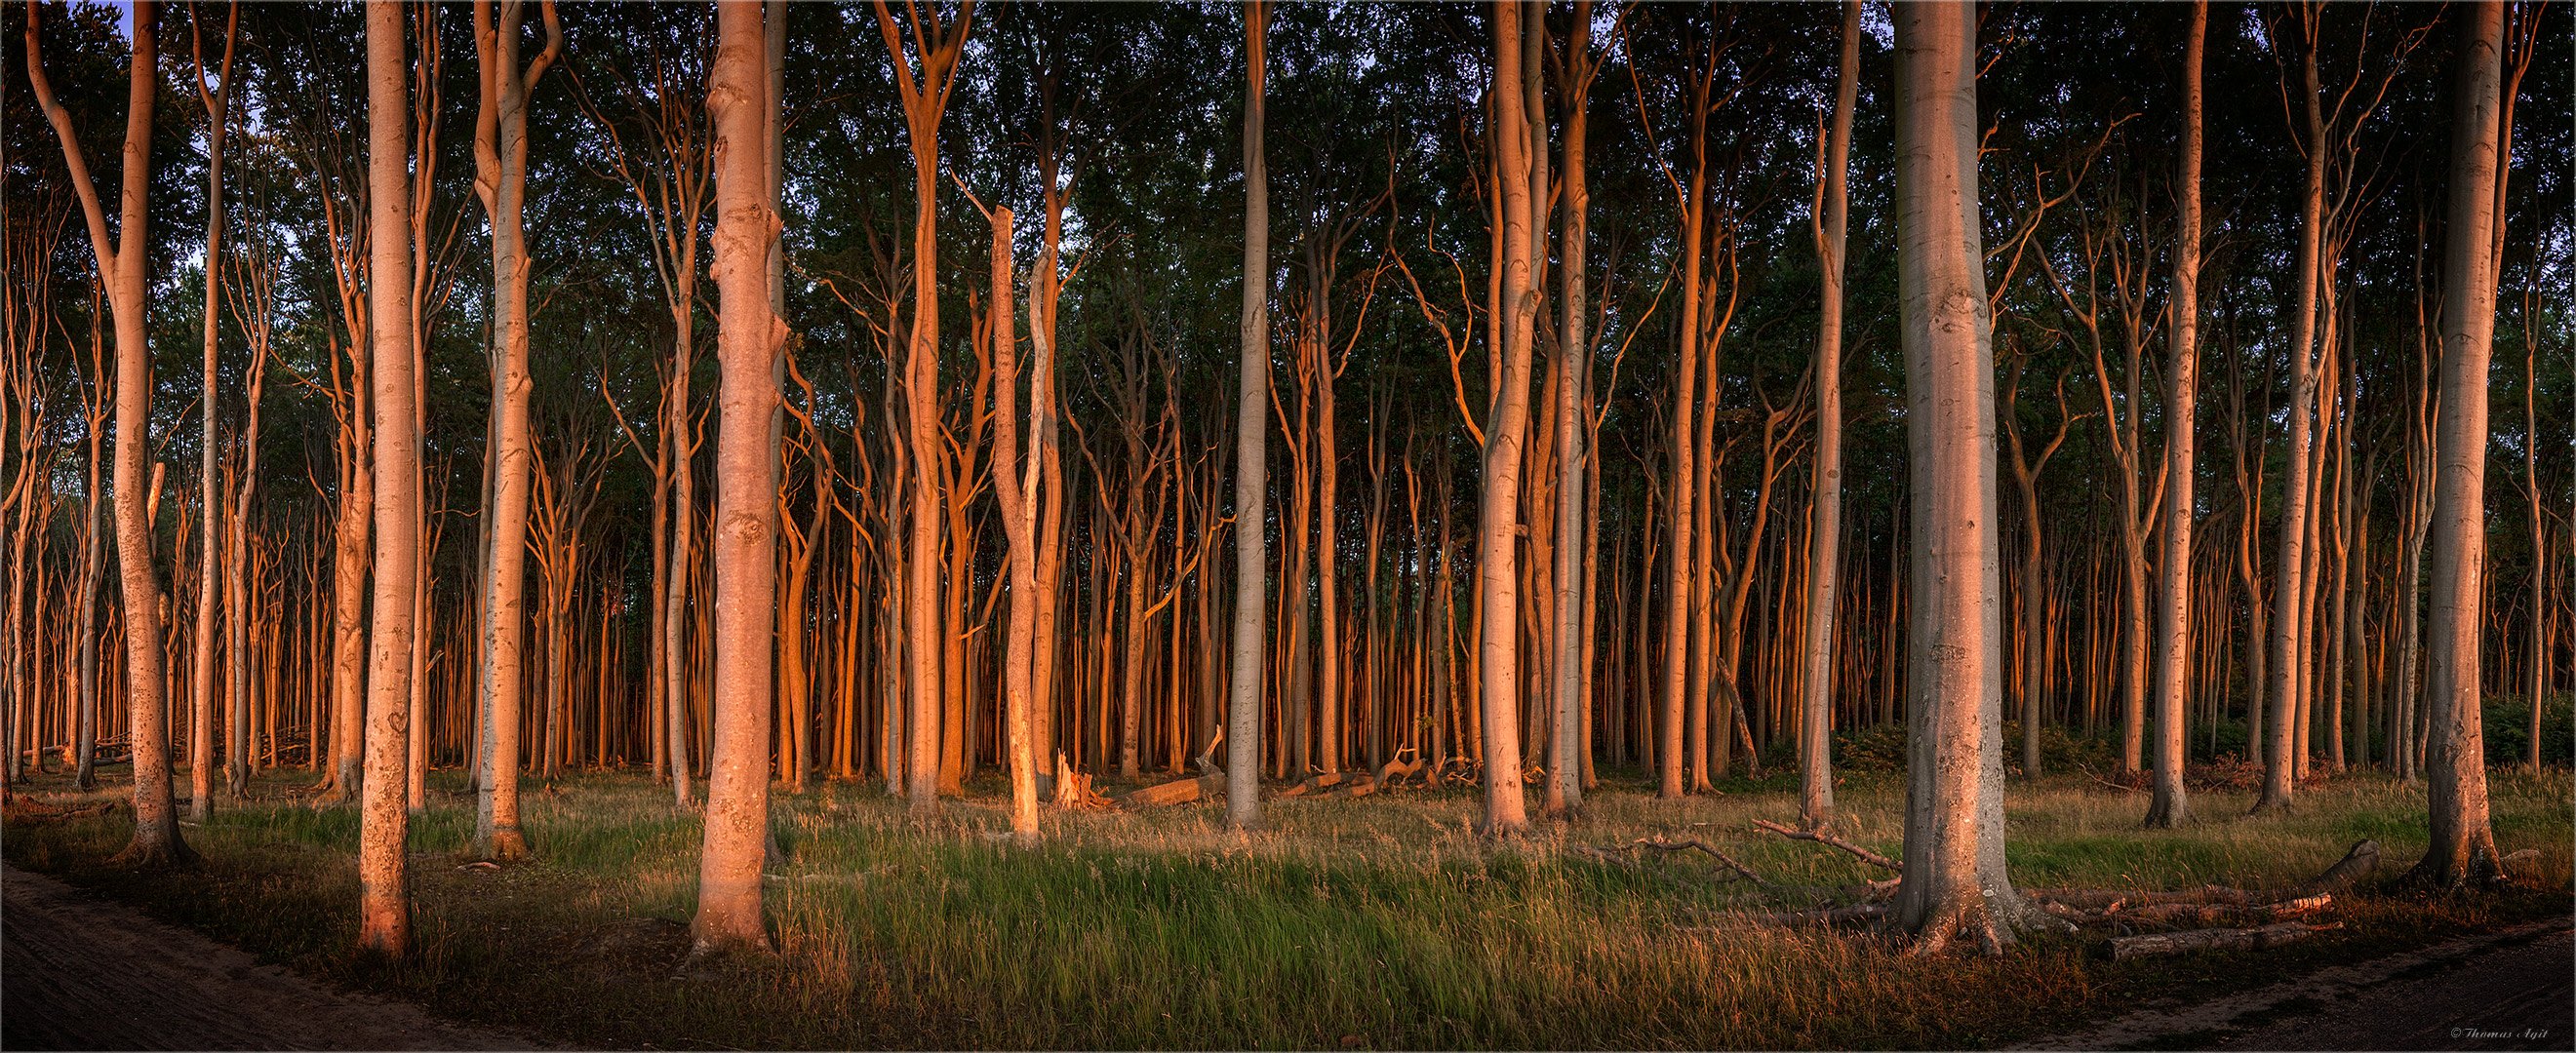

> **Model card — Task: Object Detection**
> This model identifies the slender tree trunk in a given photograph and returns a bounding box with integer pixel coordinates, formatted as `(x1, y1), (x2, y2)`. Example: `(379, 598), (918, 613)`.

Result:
(873, 0), (971, 818)
(356, 0), (419, 954)
(1226, 0), (1270, 829)
(1801, 0), (1859, 830)
(1476, 0), (1537, 835)
(185, 3), (237, 824)
(1546, 1), (1597, 819)
(2145, 0), (2204, 829)
(2410, 0), (2507, 887)
(30, 0), (192, 867)
(693, 0), (784, 956)
(1890, 0), (2028, 952)
(470, 0), (560, 861)
(2254, 20), (2330, 814)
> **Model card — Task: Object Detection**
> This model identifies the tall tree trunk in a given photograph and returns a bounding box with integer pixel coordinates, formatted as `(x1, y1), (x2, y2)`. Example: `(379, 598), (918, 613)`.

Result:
(693, 0), (784, 956)
(1800, 0), (1859, 831)
(470, 0), (560, 861)
(1226, 0), (1270, 829)
(2145, 0), (2204, 830)
(987, 204), (1041, 838)
(2253, 16), (2330, 814)
(1477, 0), (1537, 835)
(185, 2), (236, 824)
(30, 0), (193, 867)
(2409, 0), (2507, 888)
(873, 0), (971, 818)
(1546, 1), (1598, 819)
(1890, 0), (2028, 952)
(357, 0), (419, 954)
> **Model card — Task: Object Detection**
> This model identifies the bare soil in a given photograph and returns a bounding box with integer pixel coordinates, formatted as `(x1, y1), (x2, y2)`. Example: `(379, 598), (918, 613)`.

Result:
(2, 862), (536, 1052)
(2028, 917), (2576, 1052)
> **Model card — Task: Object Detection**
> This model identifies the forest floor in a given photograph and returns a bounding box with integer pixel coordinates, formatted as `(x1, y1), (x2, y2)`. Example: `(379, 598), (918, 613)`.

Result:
(1, 860), (538, 1051)
(2, 762), (2569, 1049)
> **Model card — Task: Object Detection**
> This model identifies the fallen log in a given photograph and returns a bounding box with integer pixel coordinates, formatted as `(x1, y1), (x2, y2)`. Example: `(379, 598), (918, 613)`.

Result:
(1375, 750), (1423, 788)
(1742, 902), (1888, 929)
(1120, 777), (1205, 809)
(2035, 839), (2378, 913)
(1581, 837), (1775, 889)
(2108, 921), (2342, 960)
(1750, 818), (1902, 873)
(1279, 772), (1349, 799)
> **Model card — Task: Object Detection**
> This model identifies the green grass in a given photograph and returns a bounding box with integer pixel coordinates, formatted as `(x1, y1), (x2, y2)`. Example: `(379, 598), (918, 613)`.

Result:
(7, 763), (2570, 1049)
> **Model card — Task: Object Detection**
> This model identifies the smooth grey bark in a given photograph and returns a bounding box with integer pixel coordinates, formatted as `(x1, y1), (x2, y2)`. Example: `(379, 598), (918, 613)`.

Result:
(1226, 0), (1270, 831)
(186, 1), (237, 825)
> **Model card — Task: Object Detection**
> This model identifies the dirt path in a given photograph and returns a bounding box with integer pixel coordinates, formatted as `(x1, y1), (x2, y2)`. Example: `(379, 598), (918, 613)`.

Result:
(2025, 916), (2576, 1052)
(2, 862), (537, 1051)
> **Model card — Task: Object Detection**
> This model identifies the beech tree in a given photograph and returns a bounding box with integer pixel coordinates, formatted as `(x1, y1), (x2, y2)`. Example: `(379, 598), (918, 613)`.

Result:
(470, 0), (561, 862)
(1797, 0), (1858, 831)
(183, 0), (235, 823)
(2144, 1), (2204, 831)
(872, 0), (971, 818)
(28, 0), (192, 867)
(2410, 0), (2509, 887)
(693, 0), (785, 956)
(1224, 0), (1268, 832)
(1475, 0), (1537, 836)
(1889, 0), (2031, 953)
(357, 0), (420, 953)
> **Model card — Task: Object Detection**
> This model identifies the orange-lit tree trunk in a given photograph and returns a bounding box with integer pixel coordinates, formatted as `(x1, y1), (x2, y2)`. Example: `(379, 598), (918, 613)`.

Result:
(1798, 0), (1858, 830)
(693, 0), (785, 956)
(1476, 0), (1536, 836)
(29, 0), (193, 867)
(1890, 0), (2029, 953)
(2145, 0), (2205, 829)
(469, 0), (560, 861)
(184, 0), (237, 823)
(873, 0), (971, 817)
(357, 0), (420, 953)
(2409, 0), (2507, 888)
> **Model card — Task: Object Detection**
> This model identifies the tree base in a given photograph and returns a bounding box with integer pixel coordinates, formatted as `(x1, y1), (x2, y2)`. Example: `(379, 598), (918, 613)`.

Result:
(108, 834), (200, 871)
(478, 827), (532, 863)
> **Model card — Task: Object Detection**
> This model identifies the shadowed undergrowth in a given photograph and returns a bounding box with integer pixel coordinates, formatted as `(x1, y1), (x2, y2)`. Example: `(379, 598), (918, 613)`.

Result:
(6, 765), (2569, 1049)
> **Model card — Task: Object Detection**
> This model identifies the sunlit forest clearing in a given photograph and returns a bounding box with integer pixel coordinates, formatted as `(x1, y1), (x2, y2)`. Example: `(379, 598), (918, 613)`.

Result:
(8, 764), (2569, 1049)
(3, 0), (2570, 1047)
